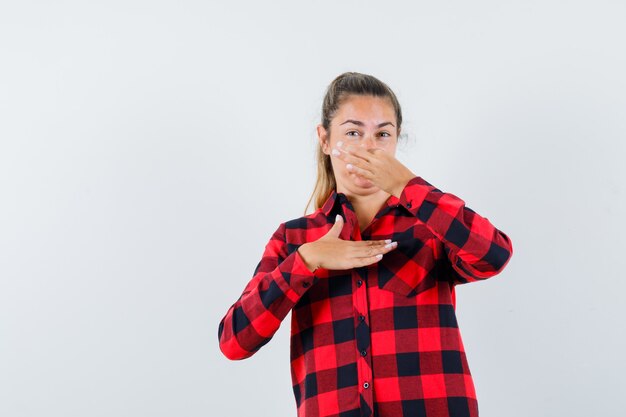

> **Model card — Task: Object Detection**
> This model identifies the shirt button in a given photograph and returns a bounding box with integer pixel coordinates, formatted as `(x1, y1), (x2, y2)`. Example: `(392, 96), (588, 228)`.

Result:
(357, 279), (363, 287)
(360, 349), (367, 356)
(363, 382), (370, 389)
(406, 201), (412, 208)
(359, 315), (365, 322)
(302, 282), (310, 288)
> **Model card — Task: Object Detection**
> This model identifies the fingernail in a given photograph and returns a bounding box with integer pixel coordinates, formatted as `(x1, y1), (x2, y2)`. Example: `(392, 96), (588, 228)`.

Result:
(346, 163), (353, 170)
(331, 149), (340, 156)
(384, 239), (392, 243)
(376, 254), (383, 259)
(337, 141), (343, 147)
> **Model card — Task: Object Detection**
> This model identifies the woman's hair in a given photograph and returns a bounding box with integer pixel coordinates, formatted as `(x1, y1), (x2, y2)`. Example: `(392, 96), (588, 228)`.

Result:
(304, 71), (403, 215)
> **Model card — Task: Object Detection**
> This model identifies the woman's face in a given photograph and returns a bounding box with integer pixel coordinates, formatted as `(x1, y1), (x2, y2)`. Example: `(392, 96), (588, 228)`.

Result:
(317, 94), (400, 196)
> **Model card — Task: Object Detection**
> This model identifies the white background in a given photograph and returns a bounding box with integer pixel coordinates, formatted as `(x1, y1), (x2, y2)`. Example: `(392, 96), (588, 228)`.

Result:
(1, 1), (625, 416)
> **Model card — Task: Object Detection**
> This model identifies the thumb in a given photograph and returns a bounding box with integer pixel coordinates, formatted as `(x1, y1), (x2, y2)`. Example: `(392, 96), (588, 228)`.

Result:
(326, 214), (344, 238)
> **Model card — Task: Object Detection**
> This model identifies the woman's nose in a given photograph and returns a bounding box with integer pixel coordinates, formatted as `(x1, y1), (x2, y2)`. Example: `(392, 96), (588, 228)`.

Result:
(360, 135), (376, 149)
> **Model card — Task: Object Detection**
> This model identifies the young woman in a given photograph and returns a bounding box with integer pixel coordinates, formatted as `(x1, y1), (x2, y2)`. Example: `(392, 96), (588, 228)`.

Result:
(218, 72), (513, 417)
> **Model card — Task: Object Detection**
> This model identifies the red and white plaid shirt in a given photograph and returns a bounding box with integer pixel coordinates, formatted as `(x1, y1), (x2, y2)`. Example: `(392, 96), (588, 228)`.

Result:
(218, 175), (513, 417)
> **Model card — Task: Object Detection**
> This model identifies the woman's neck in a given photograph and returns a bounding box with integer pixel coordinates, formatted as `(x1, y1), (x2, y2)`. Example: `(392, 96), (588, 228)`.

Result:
(341, 188), (391, 232)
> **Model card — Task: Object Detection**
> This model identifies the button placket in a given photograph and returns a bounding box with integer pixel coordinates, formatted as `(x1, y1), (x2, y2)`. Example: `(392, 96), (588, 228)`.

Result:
(352, 265), (373, 414)
(348, 210), (375, 416)
(354, 282), (373, 413)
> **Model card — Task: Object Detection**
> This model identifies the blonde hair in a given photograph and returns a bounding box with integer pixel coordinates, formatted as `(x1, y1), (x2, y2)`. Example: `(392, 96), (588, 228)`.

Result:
(304, 72), (403, 215)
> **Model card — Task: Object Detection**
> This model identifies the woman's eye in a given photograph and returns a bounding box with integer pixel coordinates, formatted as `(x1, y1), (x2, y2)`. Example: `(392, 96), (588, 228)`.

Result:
(379, 132), (390, 137)
(347, 131), (360, 137)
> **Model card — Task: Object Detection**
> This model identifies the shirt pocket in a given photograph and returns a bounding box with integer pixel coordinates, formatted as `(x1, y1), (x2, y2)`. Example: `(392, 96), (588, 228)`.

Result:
(375, 237), (442, 297)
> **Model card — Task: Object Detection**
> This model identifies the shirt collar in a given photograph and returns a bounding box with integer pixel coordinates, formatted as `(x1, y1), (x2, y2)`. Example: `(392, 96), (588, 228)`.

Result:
(321, 189), (402, 217)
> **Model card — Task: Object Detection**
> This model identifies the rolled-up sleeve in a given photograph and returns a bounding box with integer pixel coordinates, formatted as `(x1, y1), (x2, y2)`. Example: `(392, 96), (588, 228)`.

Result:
(397, 175), (513, 284)
(218, 222), (318, 360)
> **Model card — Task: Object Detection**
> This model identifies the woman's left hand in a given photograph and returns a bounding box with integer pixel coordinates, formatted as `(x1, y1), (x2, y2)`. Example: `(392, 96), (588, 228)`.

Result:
(333, 141), (417, 198)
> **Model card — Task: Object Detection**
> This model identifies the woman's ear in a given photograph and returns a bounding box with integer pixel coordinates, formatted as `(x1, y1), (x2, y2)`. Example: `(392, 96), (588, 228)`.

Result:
(317, 124), (331, 155)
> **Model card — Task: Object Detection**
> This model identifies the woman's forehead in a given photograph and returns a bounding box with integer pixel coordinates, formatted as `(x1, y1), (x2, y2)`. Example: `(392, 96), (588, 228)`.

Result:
(334, 96), (396, 126)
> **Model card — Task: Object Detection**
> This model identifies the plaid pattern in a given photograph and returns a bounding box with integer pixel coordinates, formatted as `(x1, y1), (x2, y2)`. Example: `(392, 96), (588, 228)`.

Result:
(218, 175), (513, 417)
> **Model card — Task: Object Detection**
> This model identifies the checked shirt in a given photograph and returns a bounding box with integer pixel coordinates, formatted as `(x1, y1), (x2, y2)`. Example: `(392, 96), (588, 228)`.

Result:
(218, 175), (514, 417)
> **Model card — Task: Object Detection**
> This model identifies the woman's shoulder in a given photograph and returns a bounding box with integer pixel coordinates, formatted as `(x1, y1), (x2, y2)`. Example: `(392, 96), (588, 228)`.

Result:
(275, 208), (328, 241)
(284, 208), (327, 229)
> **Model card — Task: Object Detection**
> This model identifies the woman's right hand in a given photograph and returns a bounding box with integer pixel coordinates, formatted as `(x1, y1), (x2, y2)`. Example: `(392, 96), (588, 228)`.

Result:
(296, 215), (398, 272)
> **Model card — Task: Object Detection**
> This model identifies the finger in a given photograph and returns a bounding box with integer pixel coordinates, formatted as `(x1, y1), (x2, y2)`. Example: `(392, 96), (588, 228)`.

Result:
(353, 241), (398, 258)
(341, 143), (372, 162)
(333, 147), (363, 166)
(382, 242), (399, 254)
(368, 147), (386, 155)
(348, 239), (391, 248)
(331, 145), (349, 160)
(345, 240), (393, 257)
(354, 253), (385, 267)
(333, 142), (370, 162)
(346, 163), (374, 179)
(345, 143), (387, 161)
(332, 147), (371, 174)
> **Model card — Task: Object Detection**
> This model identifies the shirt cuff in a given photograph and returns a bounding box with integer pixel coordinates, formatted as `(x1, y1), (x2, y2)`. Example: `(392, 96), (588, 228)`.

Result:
(284, 247), (320, 297)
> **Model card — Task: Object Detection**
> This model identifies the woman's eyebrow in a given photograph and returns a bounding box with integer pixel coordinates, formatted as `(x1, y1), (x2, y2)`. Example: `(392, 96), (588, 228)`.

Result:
(340, 119), (395, 128)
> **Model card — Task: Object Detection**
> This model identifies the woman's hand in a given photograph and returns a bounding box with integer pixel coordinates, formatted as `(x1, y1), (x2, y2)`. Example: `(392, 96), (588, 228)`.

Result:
(332, 141), (416, 198)
(297, 215), (398, 272)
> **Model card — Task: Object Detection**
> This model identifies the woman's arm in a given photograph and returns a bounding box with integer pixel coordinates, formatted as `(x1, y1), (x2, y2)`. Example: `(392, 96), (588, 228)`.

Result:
(217, 222), (318, 360)
(397, 176), (513, 284)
